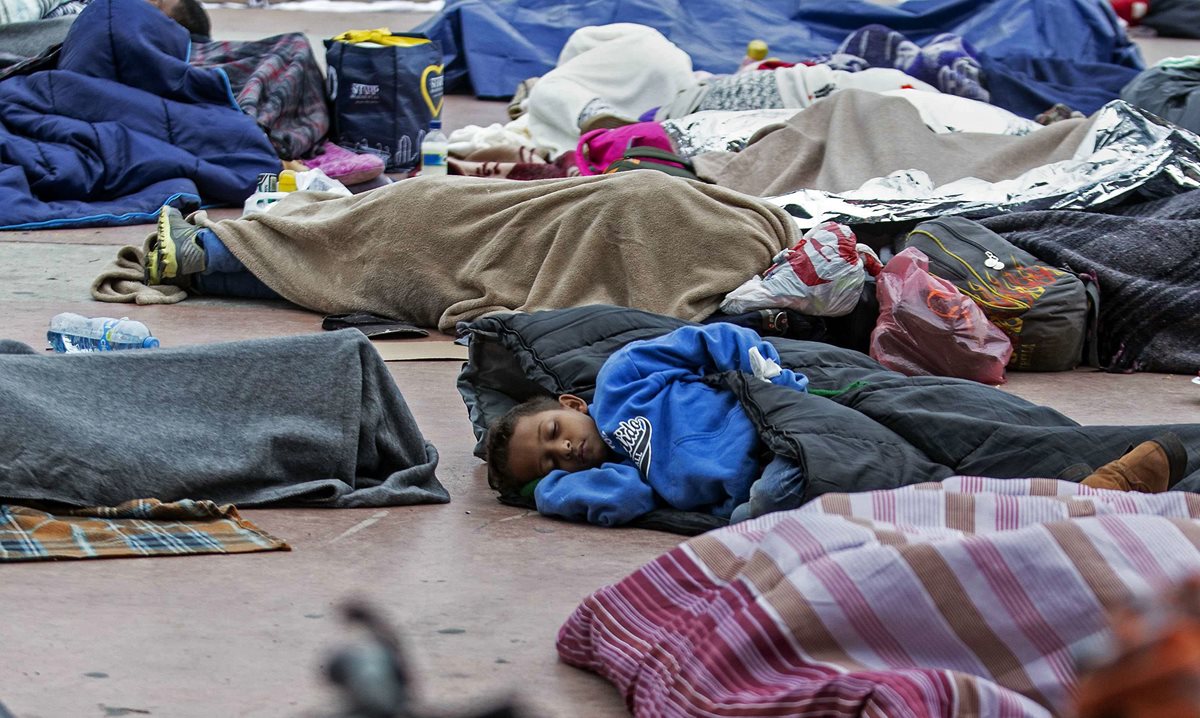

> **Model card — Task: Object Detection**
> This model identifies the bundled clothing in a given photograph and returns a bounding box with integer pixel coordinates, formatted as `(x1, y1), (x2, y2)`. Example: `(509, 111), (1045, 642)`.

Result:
(190, 33), (330, 160)
(0, 0), (280, 229)
(535, 323), (808, 526)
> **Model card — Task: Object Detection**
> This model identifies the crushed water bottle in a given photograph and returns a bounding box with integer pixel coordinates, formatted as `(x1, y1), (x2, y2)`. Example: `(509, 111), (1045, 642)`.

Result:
(47, 312), (160, 353)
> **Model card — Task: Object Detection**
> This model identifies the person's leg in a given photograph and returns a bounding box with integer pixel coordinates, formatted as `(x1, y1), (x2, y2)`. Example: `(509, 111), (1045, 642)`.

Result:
(744, 453), (807, 519)
(1080, 434), (1189, 493)
(196, 228), (242, 273)
(190, 229), (281, 299)
(146, 206), (280, 299)
(190, 269), (281, 300)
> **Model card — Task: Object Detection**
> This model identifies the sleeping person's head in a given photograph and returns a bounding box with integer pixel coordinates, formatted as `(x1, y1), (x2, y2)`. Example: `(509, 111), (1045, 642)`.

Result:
(485, 394), (613, 497)
(150, 0), (211, 39)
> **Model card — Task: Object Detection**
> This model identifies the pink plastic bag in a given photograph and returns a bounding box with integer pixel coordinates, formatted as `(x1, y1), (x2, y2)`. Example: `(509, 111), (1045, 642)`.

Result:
(870, 248), (1013, 384)
(575, 122), (674, 175)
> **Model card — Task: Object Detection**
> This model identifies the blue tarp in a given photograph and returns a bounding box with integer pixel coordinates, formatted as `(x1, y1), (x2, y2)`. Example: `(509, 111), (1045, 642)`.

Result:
(419, 0), (1143, 115)
(0, 0), (280, 229)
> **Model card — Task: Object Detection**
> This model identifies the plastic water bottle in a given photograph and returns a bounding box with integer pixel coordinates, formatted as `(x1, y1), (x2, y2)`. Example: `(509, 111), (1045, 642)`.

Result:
(47, 313), (160, 353)
(420, 120), (449, 177)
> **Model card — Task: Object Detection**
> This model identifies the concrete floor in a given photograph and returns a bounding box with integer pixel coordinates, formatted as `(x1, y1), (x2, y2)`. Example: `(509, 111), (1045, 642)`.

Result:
(1, 10), (1199, 718)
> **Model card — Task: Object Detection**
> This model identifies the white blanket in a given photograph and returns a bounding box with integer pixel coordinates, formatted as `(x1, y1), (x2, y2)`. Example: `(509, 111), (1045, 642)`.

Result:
(522, 23), (695, 157)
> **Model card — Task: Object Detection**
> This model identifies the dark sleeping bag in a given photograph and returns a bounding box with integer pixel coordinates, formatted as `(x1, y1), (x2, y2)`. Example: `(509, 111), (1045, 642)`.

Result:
(458, 305), (1200, 534)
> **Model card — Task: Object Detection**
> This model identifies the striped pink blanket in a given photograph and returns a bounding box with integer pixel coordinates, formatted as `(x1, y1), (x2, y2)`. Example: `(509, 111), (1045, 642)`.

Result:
(558, 479), (1200, 717)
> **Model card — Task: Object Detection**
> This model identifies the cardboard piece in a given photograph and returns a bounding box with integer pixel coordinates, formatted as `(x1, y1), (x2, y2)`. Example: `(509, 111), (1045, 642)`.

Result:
(369, 339), (468, 362)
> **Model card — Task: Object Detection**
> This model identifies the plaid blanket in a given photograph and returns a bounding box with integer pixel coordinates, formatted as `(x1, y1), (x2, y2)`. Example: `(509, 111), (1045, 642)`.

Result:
(0, 499), (288, 561)
(190, 33), (328, 160)
(559, 478), (1200, 717)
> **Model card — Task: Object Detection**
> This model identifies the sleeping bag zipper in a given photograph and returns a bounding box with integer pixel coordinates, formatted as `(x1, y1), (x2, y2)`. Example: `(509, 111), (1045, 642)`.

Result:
(908, 225), (1028, 312)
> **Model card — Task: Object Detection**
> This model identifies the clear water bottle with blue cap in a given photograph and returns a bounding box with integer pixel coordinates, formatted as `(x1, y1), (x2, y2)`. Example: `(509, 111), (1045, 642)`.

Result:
(419, 119), (449, 177)
(47, 312), (160, 353)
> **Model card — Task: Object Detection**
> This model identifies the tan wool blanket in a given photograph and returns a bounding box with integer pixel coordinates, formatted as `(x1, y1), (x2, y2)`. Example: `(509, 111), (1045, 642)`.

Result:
(693, 89), (1098, 197)
(189, 172), (795, 332)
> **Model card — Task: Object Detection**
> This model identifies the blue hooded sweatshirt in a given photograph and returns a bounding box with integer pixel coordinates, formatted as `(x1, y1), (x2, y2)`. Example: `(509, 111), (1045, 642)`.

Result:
(533, 323), (808, 526)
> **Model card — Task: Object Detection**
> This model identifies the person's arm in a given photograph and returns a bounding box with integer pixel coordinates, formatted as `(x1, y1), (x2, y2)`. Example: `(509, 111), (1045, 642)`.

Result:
(534, 462), (656, 527)
(600, 323), (808, 394)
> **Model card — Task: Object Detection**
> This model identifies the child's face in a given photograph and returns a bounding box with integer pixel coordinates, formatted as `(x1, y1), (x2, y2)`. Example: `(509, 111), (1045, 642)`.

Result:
(506, 395), (609, 485)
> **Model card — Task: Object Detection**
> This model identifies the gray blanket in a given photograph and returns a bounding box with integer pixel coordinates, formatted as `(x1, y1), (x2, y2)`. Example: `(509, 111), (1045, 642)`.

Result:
(0, 16), (72, 63)
(982, 190), (1200, 374)
(693, 90), (1095, 196)
(200, 171), (796, 332)
(0, 331), (448, 508)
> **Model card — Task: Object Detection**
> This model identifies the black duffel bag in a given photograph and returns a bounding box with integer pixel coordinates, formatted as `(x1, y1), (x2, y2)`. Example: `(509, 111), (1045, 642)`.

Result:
(906, 216), (1099, 371)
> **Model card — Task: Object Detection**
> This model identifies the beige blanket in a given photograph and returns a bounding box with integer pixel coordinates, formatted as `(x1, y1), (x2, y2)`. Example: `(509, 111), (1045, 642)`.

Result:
(90, 239), (187, 305)
(693, 90), (1098, 196)
(176, 172), (793, 332)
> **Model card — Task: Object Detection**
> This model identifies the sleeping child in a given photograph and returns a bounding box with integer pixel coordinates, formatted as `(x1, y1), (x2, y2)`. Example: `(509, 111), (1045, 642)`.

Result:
(484, 323), (1187, 527)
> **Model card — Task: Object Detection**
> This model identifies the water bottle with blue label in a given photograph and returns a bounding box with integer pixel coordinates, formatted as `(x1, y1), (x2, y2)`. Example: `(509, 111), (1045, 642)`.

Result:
(47, 312), (160, 353)
(419, 119), (448, 177)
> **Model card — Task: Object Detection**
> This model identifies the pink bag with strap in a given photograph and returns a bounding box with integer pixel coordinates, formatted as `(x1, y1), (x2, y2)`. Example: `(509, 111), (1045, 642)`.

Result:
(575, 122), (674, 176)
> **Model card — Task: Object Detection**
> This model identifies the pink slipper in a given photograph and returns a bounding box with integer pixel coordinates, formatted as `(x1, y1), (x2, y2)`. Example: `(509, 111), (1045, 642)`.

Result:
(303, 141), (386, 185)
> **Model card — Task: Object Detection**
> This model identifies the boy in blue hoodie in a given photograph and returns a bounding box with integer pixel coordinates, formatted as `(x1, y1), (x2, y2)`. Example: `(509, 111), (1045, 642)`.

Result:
(485, 321), (1189, 527)
(484, 322), (810, 526)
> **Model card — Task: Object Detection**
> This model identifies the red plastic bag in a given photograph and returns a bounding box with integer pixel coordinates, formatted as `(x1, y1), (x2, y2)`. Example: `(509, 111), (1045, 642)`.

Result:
(870, 248), (1013, 383)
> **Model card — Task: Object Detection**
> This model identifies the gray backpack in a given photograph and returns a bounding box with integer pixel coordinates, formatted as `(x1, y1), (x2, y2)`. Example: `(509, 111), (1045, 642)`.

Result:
(905, 216), (1099, 372)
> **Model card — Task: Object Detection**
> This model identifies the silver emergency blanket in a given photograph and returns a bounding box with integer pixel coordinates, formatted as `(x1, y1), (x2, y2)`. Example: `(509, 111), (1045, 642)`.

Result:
(662, 109), (796, 158)
(759, 101), (1200, 230)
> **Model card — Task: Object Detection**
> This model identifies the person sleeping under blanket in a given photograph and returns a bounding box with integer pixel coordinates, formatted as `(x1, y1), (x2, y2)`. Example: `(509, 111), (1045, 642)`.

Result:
(483, 321), (1193, 528)
(0, 330), (448, 509)
(128, 171), (799, 332)
(0, 0), (211, 68)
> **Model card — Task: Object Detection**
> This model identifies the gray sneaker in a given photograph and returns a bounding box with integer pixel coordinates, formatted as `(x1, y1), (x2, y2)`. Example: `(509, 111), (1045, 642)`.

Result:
(145, 206), (206, 285)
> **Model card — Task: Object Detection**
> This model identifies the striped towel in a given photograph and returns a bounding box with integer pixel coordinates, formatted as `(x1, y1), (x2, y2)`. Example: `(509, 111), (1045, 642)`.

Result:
(558, 478), (1200, 717)
(0, 499), (288, 561)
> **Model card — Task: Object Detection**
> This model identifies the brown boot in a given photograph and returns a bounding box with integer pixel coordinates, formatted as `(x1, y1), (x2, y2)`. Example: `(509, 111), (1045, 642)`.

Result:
(1080, 433), (1189, 493)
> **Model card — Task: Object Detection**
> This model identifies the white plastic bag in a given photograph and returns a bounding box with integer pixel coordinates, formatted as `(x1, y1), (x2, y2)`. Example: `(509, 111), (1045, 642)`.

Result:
(242, 168), (352, 216)
(720, 221), (883, 317)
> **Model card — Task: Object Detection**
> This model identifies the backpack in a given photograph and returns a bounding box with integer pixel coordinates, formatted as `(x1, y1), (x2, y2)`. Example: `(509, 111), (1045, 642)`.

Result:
(904, 216), (1099, 371)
